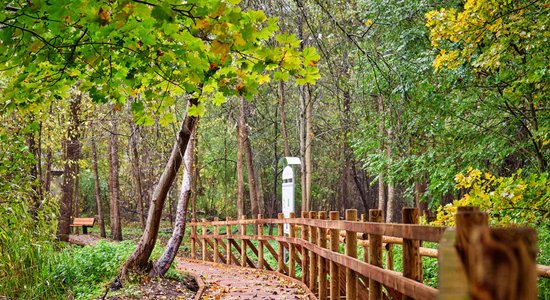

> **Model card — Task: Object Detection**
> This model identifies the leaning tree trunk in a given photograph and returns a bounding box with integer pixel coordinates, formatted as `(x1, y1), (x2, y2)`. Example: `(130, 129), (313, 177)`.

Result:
(121, 98), (198, 277)
(92, 136), (107, 238)
(150, 128), (195, 276)
(109, 119), (123, 241)
(57, 94), (81, 242)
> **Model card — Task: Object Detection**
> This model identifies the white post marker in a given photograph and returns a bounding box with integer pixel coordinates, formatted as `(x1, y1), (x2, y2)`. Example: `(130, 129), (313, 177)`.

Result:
(280, 157), (301, 263)
(282, 165), (295, 235)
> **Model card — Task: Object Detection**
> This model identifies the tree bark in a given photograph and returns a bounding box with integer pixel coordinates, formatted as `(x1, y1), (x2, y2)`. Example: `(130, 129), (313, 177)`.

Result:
(278, 81), (291, 157)
(240, 97), (260, 221)
(121, 98), (198, 277)
(236, 98), (246, 219)
(376, 94), (386, 220)
(385, 128), (395, 223)
(109, 119), (123, 241)
(130, 120), (146, 229)
(305, 88), (313, 210)
(57, 94), (81, 242)
(44, 147), (52, 195)
(191, 128), (199, 222)
(150, 128), (195, 276)
(92, 136), (107, 238)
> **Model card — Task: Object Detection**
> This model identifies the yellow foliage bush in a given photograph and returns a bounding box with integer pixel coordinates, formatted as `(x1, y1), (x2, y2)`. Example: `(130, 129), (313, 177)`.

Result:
(433, 168), (549, 226)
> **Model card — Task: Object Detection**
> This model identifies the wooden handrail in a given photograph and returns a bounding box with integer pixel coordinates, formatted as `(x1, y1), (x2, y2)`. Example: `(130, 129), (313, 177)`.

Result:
(190, 217), (447, 242)
(189, 207), (545, 300)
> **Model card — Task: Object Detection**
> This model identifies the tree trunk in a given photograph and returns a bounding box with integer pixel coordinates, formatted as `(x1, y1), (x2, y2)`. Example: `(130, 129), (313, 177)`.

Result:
(44, 147), (52, 195)
(236, 98), (246, 218)
(376, 95), (386, 220)
(278, 81), (291, 157)
(240, 97), (260, 221)
(385, 128), (395, 223)
(92, 136), (107, 238)
(150, 128), (195, 276)
(121, 98), (198, 277)
(57, 94), (81, 242)
(191, 128), (199, 222)
(109, 119), (123, 241)
(73, 168), (80, 234)
(305, 86), (313, 211)
(130, 120), (146, 229)
(351, 163), (369, 213)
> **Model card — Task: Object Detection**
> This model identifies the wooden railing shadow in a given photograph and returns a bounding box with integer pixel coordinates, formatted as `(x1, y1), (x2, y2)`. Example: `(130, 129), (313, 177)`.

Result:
(189, 207), (545, 300)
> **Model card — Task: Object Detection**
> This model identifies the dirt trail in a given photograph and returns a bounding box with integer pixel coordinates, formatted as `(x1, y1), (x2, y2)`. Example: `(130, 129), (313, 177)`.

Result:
(176, 258), (315, 300)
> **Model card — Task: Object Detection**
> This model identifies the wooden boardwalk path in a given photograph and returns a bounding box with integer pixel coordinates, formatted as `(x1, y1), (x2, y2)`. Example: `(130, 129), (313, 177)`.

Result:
(176, 258), (314, 300)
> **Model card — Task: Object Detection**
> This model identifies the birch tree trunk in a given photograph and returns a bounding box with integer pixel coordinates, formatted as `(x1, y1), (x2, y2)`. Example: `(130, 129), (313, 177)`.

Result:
(121, 98), (198, 277)
(109, 119), (122, 241)
(151, 129), (195, 276)
(91, 136), (107, 238)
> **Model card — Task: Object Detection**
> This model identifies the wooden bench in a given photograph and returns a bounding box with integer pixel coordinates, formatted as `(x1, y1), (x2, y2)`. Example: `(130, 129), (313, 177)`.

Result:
(70, 217), (95, 234)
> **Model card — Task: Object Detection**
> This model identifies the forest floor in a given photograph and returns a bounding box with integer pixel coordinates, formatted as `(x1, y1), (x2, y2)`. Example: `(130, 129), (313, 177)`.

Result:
(176, 258), (314, 299)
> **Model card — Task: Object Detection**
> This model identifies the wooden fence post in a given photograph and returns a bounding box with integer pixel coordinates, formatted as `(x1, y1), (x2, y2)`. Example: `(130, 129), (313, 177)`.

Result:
(345, 209), (357, 300)
(329, 211), (340, 300)
(469, 227), (537, 300)
(402, 208), (422, 300)
(309, 211), (318, 292)
(258, 214), (264, 270)
(289, 212), (296, 278)
(369, 209), (383, 300)
(213, 217), (219, 263)
(455, 206), (488, 269)
(241, 216), (247, 267)
(191, 220), (197, 260)
(318, 211), (328, 300)
(226, 217), (232, 265)
(201, 218), (207, 261)
(301, 211), (309, 284)
(277, 213), (284, 273)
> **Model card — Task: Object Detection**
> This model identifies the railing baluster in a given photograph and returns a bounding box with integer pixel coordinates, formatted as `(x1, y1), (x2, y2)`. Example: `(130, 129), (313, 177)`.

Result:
(258, 214), (264, 270)
(201, 218), (207, 261)
(277, 213), (284, 273)
(369, 209), (383, 300)
(226, 217), (232, 265)
(318, 211), (328, 300)
(289, 212), (296, 278)
(213, 217), (219, 263)
(191, 220), (196, 260)
(309, 211), (318, 293)
(301, 211), (309, 284)
(345, 209), (357, 300)
(403, 207), (422, 300)
(240, 216), (247, 267)
(329, 211), (340, 300)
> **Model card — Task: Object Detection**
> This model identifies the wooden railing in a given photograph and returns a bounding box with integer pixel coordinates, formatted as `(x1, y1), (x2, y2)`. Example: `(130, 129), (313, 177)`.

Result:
(189, 207), (544, 299)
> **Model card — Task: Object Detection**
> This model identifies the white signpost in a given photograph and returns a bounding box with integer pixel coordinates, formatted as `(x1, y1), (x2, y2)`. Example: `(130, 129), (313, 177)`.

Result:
(280, 157), (300, 262)
(282, 165), (295, 235)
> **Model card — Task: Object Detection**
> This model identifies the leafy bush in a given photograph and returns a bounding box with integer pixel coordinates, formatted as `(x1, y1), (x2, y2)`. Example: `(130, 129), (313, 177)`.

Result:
(433, 168), (549, 226)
